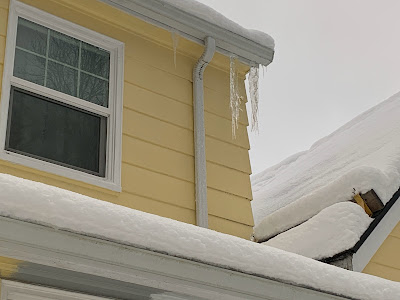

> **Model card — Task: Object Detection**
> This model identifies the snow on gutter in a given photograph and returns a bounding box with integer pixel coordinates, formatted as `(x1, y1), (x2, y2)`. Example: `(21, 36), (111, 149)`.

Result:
(99, 0), (274, 66)
(0, 174), (399, 300)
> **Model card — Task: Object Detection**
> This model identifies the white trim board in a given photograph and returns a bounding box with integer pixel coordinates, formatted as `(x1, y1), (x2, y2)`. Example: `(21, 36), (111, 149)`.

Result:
(0, 0), (124, 192)
(0, 216), (347, 300)
(352, 197), (400, 272)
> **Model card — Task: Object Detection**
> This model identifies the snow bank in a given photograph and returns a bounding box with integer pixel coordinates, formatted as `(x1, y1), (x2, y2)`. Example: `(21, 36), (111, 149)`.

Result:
(252, 92), (400, 241)
(0, 174), (399, 300)
(263, 202), (372, 260)
(160, 0), (275, 49)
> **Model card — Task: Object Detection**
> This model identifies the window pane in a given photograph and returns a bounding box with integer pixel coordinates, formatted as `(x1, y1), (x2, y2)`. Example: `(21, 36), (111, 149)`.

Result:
(46, 61), (78, 97)
(49, 30), (79, 67)
(6, 88), (106, 176)
(14, 49), (45, 85)
(16, 18), (47, 55)
(81, 42), (110, 78)
(79, 73), (109, 107)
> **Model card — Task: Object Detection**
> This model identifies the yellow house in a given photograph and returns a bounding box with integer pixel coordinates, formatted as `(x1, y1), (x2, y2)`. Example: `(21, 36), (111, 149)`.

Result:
(1, 1), (400, 299)
(251, 91), (400, 282)
(0, 0), (276, 240)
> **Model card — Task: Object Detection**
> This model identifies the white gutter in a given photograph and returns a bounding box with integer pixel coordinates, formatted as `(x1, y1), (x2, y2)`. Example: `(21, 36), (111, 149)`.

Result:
(99, 0), (274, 66)
(193, 37), (215, 228)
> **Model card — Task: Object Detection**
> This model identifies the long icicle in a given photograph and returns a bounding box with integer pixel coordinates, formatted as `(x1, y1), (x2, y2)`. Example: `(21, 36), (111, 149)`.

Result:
(230, 55), (242, 138)
(248, 65), (260, 133)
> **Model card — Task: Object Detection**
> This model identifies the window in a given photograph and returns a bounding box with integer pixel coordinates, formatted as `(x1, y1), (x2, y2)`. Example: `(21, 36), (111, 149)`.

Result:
(0, 1), (124, 191)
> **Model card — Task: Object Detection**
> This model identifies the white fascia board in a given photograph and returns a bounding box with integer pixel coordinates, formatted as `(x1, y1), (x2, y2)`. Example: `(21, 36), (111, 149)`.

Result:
(0, 216), (347, 300)
(100, 0), (274, 66)
(352, 198), (400, 272)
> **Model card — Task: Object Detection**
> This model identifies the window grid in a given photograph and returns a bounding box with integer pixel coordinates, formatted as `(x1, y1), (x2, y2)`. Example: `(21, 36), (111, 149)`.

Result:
(15, 22), (110, 104)
(15, 46), (110, 82)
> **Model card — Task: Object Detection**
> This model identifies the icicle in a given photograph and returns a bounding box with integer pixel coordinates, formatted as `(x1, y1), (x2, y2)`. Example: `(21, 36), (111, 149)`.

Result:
(230, 55), (242, 139)
(171, 31), (179, 69)
(262, 64), (267, 78)
(248, 64), (260, 133)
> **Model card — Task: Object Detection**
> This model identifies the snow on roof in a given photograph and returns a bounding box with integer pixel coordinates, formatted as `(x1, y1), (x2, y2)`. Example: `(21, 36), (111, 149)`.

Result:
(252, 91), (400, 241)
(160, 0), (275, 49)
(0, 173), (399, 300)
(263, 202), (372, 260)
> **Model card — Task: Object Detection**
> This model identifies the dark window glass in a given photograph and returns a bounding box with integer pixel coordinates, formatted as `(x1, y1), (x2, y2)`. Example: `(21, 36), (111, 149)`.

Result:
(46, 61), (78, 97)
(81, 42), (110, 78)
(6, 88), (106, 176)
(14, 49), (45, 85)
(15, 18), (47, 56)
(79, 73), (109, 107)
(49, 30), (80, 68)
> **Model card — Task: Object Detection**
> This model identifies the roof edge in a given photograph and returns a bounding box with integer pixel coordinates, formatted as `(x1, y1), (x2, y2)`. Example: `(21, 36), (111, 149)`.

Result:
(351, 185), (400, 271)
(100, 0), (275, 66)
(0, 216), (349, 300)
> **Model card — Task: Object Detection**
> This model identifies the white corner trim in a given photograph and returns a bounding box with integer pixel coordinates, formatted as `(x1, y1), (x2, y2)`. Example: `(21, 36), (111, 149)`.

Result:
(0, 0), (124, 192)
(1, 280), (110, 300)
(352, 198), (400, 272)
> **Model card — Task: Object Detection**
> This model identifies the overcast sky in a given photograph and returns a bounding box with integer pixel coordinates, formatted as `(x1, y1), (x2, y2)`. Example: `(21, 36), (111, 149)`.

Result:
(196, 0), (400, 174)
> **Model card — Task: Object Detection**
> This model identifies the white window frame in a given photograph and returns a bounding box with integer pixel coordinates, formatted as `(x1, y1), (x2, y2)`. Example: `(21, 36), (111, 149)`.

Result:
(0, 0), (124, 191)
(1, 280), (112, 300)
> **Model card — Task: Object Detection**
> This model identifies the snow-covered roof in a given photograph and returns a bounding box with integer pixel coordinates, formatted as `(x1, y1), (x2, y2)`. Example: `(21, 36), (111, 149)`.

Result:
(101, 0), (274, 65)
(160, 0), (275, 49)
(252, 91), (400, 243)
(0, 173), (399, 300)
(263, 202), (372, 260)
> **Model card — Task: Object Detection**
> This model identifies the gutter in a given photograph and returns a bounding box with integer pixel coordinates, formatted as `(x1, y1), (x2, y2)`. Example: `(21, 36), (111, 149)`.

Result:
(99, 0), (274, 66)
(193, 37), (215, 228)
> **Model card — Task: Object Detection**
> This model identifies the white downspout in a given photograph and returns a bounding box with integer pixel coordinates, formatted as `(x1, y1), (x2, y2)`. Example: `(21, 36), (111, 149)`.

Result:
(193, 36), (215, 228)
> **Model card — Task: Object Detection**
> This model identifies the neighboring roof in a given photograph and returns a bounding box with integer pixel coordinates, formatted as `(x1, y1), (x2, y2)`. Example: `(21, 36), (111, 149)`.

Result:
(0, 173), (400, 300)
(100, 0), (274, 65)
(263, 202), (372, 260)
(252, 91), (400, 242)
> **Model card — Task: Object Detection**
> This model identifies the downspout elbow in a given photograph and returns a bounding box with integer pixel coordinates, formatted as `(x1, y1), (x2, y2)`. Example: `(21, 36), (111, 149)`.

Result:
(193, 37), (215, 228)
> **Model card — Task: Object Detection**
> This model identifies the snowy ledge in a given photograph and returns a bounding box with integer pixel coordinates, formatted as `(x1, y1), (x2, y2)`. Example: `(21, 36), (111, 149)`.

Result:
(0, 174), (399, 300)
(263, 202), (373, 260)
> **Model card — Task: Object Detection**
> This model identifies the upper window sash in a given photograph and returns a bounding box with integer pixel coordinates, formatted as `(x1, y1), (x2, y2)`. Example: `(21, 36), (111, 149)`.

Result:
(0, 0), (124, 191)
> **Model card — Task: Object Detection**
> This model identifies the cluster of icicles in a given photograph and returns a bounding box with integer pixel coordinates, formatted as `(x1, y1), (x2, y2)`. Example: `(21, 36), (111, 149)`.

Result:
(230, 56), (261, 138)
(171, 32), (263, 139)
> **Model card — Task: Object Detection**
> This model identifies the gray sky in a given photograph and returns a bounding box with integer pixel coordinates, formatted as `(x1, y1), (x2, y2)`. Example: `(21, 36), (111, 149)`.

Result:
(196, 0), (400, 174)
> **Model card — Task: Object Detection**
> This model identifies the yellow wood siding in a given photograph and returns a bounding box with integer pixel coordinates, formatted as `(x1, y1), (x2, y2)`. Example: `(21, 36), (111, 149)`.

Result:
(0, 0), (254, 239)
(363, 221), (400, 281)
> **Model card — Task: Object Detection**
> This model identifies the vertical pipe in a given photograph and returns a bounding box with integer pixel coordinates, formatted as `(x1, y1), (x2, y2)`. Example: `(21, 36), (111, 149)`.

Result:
(193, 37), (215, 228)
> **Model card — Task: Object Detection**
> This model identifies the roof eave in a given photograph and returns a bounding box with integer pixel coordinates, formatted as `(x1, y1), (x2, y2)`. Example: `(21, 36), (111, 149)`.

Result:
(0, 216), (349, 300)
(100, 0), (274, 66)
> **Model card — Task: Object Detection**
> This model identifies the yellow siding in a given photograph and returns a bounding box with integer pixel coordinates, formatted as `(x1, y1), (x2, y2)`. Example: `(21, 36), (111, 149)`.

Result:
(363, 222), (400, 281)
(0, 256), (20, 278)
(0, 0), (254, 239)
